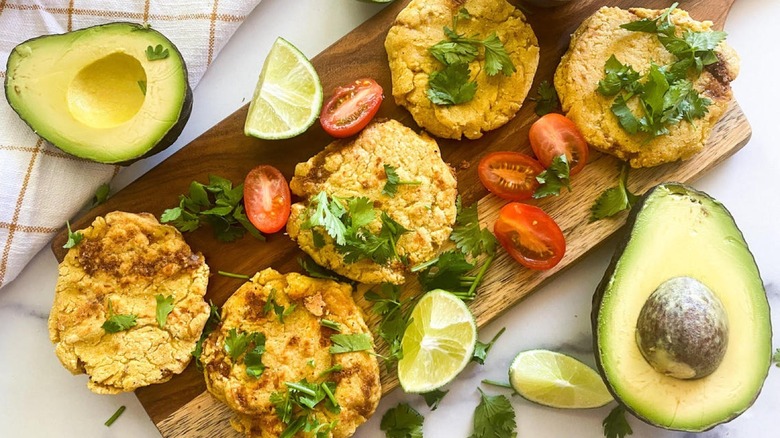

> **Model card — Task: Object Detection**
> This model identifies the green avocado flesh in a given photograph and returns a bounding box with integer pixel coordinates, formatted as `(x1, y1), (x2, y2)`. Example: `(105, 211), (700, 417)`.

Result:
(592, 183), (771, 432)
(4, 22), (191, 164)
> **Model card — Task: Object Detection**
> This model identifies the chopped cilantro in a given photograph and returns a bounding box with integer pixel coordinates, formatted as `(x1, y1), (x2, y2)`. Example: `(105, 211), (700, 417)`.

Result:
(192, 301), (221, 369)
(383, 164), (421, 197)
(101, 301), (137, 334)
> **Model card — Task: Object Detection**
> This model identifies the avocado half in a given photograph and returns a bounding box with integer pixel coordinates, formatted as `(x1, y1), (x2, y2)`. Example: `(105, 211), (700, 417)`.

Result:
(4, 22), (192, 165)
(591, 183), (772, 432)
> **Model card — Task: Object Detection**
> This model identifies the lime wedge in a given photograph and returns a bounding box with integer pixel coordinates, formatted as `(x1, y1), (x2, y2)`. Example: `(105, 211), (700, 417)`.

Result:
(244, 37), (323, 140)
(398, 290), (477, 393)
(509, 349), (613, 409)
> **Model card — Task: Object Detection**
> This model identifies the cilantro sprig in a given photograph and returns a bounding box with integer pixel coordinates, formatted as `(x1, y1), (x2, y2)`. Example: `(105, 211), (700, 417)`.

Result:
(533, 154), (571, 199)
(414, 200), (497, 300)
(365, 283), (417, 370)
(192, 301), (221, 369)
(306, 192), (409, 266)
(599, 3), (724, 137)
(63, 221), (83, 249)
(470, 388), (517, 438)
(145, 44), (169, 61)
(427, 8), (515, 106)
(472, 327), (506, 365)
(603, 405), (633, 438)
(381, 403), (424, 438)
(590, 164), (640, 222)
(160, 176), (263, 242)
(534, 80), (560, 116)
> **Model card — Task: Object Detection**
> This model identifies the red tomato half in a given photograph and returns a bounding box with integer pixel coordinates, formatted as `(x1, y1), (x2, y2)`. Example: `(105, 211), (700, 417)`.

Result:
(244, 165), (291, 234)
(529, 113), (589, 176)
(494, 203), (565, 270)
(320, 78), (383, 138)
(478, 152), (545, 201)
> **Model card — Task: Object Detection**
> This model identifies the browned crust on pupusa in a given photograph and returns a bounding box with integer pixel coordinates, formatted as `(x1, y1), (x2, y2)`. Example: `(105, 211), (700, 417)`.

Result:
(385, 0), (539, 140)
(554, 7), (739, 168)
(201, 269), (381, 438)
(48, 211), (209, 394)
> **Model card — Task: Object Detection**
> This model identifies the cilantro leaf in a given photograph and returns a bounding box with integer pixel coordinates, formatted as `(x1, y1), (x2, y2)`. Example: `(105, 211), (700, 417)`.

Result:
(534, 80), (559, 116)
(272, 378), (340, 436)
(470, 388), (517, 438)
(192, 301), (221, 368)
(155, 294), (175, 328)
(533, 154), (571, 199)
(610, 95), (641, 134)
(224, 328), (250, 362)
(430, 40), (479, 65)
(451, 201), (497, 258)
(427, 63), (477, 105)
(347, 197), (376, 230)
(63, 221), (83, 249)
(365, 283), (413, 368)
(307, 191), (347, 245)
(773, 348), (780, 367)
(381, 403), (424, 438)
(92, 183), (110, 206)
(422, 389), (449, 411)
(329, 333), (373, 354)
(471, 327), (506, 365)
(145, 44), (169, 61)
(244, 332), (266, 378)
(590, 164), (640, 222)
(597, 55), (640, 96)
(482, 33), (515, 76)
(603, 405), (633, 438)
(101, 301), (137, 334)
(264, 290), (295, 323)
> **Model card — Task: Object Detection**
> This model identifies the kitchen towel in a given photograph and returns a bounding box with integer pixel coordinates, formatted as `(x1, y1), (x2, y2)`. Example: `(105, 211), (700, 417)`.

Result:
(0, 0), (262, 289)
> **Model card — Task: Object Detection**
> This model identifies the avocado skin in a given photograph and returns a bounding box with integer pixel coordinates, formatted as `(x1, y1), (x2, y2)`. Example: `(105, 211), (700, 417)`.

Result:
(590, 182), (772, 432)
(3, 22), (192, 166)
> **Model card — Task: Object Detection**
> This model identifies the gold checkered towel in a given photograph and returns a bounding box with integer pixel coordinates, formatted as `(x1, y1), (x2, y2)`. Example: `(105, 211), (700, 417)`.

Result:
(0, 0), (262, 288)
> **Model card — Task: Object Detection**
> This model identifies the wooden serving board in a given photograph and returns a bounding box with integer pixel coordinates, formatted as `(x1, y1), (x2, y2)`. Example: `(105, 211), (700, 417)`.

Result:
(52, 0), (747, 436)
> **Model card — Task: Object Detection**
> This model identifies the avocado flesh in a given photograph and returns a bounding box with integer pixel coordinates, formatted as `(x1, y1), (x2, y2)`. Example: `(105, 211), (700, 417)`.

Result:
(4, 22), (191, 164)
(592, 183), (771, 432)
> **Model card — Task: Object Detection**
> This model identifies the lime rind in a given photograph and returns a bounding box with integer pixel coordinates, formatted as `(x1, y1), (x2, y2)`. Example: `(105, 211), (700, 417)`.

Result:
(244, 37), (323, 140)
(509, 349), (614, 409)
(398, 290), (477, 394)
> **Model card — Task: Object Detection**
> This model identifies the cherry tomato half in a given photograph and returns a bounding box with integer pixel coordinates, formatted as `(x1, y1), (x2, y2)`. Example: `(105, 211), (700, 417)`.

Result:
(494, 203), (565, 270)
(529, 113), (589, 176)
(320, 78), (383, 138)
(478, 152), (545, 201)
(244, 165), (291, 234)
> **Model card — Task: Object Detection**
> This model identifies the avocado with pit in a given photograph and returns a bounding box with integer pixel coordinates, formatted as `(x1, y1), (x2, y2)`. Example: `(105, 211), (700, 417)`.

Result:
(4, 22), (192, 164)
(591, 183), (771, 432)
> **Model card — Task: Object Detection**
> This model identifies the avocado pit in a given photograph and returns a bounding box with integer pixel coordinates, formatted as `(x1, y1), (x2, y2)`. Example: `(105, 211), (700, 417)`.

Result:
(635, 276), (728, 379)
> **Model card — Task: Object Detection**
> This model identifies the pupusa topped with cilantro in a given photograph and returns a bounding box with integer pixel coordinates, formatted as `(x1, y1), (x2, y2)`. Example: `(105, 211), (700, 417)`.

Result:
(286, 120), (458, 284)
(554, 5), (739, 168)
(200, 268), (381, 438)
(385, 0), (539, 139)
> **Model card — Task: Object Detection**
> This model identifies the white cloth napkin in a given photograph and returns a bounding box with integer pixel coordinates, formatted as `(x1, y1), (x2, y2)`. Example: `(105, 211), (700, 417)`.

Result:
(0, 0), (262, 289)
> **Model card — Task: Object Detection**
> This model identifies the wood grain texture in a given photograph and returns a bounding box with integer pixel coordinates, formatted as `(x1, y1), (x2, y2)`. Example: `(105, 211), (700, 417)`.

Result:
(50, 0), (745, 435)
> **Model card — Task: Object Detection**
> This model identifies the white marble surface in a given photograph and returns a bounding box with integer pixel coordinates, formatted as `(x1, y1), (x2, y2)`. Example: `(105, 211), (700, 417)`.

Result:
(1, 0), (778, 437)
